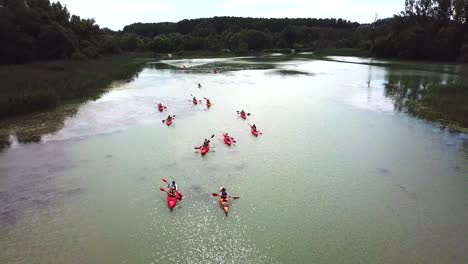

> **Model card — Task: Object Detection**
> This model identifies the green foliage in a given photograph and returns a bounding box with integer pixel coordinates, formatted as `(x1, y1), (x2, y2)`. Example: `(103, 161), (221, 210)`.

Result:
(371, 0), (467, 61)
(122, 17), (359, 53)
(0, 0), (120, 64)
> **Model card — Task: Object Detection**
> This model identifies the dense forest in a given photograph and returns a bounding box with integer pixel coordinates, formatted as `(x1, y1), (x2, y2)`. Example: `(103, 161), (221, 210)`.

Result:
(1, 0), (468, 64)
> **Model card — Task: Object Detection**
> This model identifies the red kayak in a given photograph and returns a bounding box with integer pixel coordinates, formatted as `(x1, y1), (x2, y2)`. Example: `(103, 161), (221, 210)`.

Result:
(200, 144), (210, 156)
(251, 127), (259, 137)
(193, 99), (198, 105)
(167, 192), (180, 209)
(166, 119), (173, 126)
(223, 134), (232, 146)
(220, 196), (229, 215)
(158, 104), (165, 112)
(240, 113), (247, 119)
(207, 101), (212, 107)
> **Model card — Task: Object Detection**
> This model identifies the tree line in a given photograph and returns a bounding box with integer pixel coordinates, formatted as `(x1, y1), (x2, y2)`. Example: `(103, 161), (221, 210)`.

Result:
(370, 0), (468, 61)
(1, 0), (468, 65)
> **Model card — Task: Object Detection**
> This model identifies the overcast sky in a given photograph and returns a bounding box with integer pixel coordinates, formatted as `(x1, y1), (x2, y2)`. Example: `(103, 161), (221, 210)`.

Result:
(54, 0), (404, 30)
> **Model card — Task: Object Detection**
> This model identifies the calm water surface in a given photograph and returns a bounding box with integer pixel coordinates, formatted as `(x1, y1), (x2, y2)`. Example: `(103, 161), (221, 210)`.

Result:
(0, 56), (467, 263)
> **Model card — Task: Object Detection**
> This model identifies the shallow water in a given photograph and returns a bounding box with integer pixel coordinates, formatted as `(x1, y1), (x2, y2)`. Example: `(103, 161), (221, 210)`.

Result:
(0, 56), (467, 263)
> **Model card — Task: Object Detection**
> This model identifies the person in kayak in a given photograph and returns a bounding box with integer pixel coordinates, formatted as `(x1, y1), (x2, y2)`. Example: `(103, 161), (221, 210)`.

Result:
(198, 83), (202, 88)
(220, 187), (230, 201)
(251, 124), (257, 131)
(205, 98), (211, 105)
(166, 115), (173, 121)
(240, 110), (246, 116)
(203, 139), (210, 147)
(167, 181), (178, 197)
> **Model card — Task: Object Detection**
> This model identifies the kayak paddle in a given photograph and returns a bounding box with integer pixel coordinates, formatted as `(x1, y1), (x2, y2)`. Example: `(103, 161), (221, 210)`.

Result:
(160, 183), (183, 199)
(162, 115), (175, 123)
(194, 134), (215, 149)
(236, 111), (251, 116)
(190, 94), (202, 103)
(211, 193), (240, 199)
(222, 133), (236, 143)
(248, 124), (262, 135)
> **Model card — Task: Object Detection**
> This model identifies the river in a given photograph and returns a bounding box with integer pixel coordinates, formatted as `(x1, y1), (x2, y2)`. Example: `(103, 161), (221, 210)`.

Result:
(0, 55), (467, 263)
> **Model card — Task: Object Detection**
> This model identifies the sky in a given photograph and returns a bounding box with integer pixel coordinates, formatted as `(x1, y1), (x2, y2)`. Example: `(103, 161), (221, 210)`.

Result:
(54, 0), (404, 30)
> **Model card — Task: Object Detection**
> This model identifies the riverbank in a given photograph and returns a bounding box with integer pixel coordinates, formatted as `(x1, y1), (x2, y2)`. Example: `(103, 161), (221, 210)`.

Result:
(0, 53), (151, 119)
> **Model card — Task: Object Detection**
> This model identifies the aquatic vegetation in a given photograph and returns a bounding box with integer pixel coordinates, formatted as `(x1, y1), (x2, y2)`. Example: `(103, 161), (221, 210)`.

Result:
(0, 54), (147, 119)
(385, 80), (468, 132)
(269, 69), (314, 76)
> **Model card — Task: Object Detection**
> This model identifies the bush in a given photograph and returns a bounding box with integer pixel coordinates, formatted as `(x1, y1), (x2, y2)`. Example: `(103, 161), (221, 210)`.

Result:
(71, 51), (87, 60)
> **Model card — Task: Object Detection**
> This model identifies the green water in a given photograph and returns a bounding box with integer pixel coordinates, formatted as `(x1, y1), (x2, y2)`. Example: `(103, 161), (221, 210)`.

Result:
(0, 56), (467, 263)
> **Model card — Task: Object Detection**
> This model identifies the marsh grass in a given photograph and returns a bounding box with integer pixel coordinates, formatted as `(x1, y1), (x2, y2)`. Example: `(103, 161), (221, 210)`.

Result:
(385, 81), (468, 132)
(0, 54), (149, 119)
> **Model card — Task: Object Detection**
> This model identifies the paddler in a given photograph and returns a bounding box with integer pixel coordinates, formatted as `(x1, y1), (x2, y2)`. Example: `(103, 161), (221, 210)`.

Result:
(240, 110), (246, 116)
(251, 124), (257, 131)
(166, 115), (173, 121)
(219, 187), (230, 202)
(168, 181), (178, 197)
(203, 139), (210, 147)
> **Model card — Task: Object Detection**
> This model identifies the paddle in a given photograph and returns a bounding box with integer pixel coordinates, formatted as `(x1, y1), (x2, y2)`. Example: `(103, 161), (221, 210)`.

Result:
(190, 94), (202, 103)
(236, 111), (251, 116)
(161, 179), (183, 199)
(203, 97), (212, 106)
(222, 133), (236, 143)
(211, 192), (240, 199)
(194, 134), (215, 149)
(162, 115), (175, 123)
(248, 124), (263, 135)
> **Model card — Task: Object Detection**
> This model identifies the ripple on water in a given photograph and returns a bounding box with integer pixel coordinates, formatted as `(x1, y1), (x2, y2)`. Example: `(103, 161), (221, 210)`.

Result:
(146, 200), (276, 263)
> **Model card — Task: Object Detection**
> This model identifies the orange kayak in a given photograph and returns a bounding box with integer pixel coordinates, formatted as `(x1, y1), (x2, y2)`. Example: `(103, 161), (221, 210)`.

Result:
(219, 196), (229, 215)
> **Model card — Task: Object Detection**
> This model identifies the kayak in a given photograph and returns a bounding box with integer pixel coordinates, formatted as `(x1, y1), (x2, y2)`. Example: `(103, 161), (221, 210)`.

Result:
(219, 196), (229, 215)
(193, 99), (198, 105)
(200, 144), (210, 156)
(240, 113), (247, 119)
(251, 127), (259, 137)
(207, 101), (212, 107)
(223, 134), (232, 146)
(167, 192), (180, 209)
(158, 105), (165, 112)
(166, 119), (173, 126)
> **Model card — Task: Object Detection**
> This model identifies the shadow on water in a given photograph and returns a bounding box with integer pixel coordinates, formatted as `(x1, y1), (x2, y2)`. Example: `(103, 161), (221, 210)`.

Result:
(382, 67), (468, 132)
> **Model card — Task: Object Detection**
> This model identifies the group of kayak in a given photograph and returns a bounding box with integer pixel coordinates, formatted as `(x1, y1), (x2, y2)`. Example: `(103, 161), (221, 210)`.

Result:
(157, 102), (262, 157)
(156, 81), (264, 216)
(160, 179), (238, 215)
(193, 113), (261, 156)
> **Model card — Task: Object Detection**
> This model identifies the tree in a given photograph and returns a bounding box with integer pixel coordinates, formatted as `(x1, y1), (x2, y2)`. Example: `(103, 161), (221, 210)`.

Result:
(37, 23), (76, 59)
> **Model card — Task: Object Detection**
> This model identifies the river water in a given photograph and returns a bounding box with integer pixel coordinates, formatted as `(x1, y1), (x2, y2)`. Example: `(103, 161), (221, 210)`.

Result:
(0, 56), (467, 263)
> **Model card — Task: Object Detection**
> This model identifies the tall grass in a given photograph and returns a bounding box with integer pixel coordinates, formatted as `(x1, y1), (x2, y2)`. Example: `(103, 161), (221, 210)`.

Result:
(0, 54), (149, 119)
(410, 82), (468, 130)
